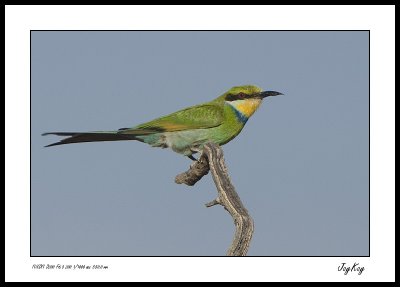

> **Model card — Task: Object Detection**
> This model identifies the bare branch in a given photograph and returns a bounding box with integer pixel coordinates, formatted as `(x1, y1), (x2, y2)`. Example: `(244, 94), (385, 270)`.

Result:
(175, 153), (209, 186)
(175, 142), (254, 256)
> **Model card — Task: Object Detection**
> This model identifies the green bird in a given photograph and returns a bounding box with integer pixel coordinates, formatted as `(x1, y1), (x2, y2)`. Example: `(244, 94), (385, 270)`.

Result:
(43, 85), (282, 160)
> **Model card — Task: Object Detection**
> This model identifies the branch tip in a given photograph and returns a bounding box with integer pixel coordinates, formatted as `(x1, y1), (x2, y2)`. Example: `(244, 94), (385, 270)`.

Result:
(205, 198), (220, 208)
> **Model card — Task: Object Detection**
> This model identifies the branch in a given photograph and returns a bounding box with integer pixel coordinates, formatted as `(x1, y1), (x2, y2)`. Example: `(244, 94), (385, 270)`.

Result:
(175, 142), (254, 256)
(175, 153), (209, 186)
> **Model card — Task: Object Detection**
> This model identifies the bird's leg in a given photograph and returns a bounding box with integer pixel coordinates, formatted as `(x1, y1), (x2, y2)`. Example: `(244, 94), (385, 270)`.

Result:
(187, 155), (197, 161)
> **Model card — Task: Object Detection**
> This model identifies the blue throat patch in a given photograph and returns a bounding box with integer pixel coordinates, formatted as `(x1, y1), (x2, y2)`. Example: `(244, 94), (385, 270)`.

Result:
(228, 104), (248, 124)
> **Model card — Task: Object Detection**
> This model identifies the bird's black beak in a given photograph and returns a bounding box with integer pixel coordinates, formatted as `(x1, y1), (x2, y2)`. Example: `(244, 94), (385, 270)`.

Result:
(258, 91), (283, 98)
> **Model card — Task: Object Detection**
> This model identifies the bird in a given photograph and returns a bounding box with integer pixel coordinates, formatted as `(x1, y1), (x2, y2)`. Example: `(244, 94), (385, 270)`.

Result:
(43, 85), (282, 160)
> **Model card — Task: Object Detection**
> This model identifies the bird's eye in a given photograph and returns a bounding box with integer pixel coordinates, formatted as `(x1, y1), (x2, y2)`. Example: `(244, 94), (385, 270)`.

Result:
(237, 92), (246, 99)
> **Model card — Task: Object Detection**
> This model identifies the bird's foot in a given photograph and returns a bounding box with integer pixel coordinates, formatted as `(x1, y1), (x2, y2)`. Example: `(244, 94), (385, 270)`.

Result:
(189, 147), (204, 161)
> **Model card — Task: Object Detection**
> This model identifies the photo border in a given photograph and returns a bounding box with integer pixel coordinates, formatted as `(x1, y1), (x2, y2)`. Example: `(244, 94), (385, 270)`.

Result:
(30, 30), (371, 258)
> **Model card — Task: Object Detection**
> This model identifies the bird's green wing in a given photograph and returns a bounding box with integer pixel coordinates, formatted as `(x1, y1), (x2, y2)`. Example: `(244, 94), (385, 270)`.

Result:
(119, 104), (224, 135)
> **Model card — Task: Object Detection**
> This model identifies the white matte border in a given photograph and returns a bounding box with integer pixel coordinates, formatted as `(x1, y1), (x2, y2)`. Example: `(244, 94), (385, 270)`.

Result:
(5, 5), (395, 282)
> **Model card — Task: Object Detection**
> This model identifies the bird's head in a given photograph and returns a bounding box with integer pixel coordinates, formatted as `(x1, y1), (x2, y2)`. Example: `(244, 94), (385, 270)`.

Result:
(222, 85), (282, 118)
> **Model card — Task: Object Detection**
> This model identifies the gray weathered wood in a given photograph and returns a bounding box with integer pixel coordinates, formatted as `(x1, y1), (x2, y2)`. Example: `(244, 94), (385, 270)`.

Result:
(175, 142), (254, 256)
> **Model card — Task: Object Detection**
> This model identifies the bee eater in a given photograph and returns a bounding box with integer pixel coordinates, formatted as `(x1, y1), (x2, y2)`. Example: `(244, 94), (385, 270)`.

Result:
(43, 85), (282, 160)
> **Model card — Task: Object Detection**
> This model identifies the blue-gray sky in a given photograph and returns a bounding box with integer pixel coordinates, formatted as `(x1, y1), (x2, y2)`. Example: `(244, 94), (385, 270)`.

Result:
(32, 31), (369, 256)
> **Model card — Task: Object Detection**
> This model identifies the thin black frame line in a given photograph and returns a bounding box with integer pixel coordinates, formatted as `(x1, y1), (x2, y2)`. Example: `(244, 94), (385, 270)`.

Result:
(32, 255), (370, 258)
(30, 29), (370, 32)
(30, 30), (32, 257)
(30, 30), (370, 258)
(368, 30), (371, 257)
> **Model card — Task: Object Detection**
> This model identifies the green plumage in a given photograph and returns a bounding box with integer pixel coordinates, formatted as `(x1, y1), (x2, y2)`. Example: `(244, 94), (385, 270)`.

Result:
(131, 104), (224, 132)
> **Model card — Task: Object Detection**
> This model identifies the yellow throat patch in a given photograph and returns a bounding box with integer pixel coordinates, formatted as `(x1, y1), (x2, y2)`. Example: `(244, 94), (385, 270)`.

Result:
(229, 99), (263, 118)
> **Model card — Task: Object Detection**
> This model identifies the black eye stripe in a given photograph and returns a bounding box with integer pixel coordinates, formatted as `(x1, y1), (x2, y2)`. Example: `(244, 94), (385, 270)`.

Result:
(226, 92), (247, 101)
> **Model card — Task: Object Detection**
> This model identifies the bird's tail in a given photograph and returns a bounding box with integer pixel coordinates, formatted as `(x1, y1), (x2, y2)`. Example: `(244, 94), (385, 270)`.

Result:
(42, 131), (141, 147)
